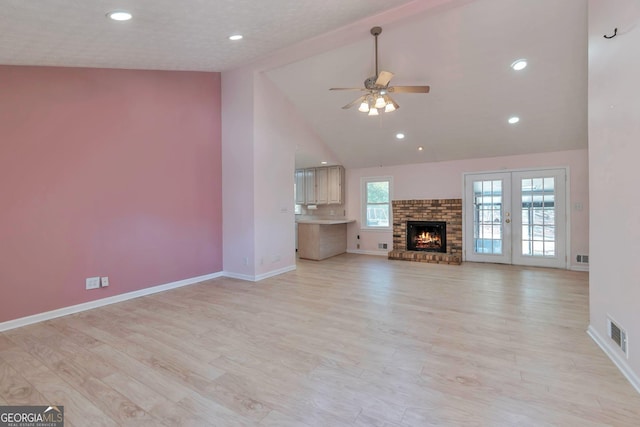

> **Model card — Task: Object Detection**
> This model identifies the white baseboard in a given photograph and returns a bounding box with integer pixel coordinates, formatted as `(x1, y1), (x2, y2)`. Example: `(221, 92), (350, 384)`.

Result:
(255, 265), (296, 281)
(0, 272), (224, 333)
(0, 264), (302, 333)
(587, 325), (640, 394)
(223, 272), (257, 281)
(346, 249), (389, 257)
(570, 264), (589, 272)
(224, 265), (297, 282)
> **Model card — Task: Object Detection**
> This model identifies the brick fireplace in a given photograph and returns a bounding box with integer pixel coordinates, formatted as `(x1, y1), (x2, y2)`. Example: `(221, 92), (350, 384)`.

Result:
(388, 199), (462, 265)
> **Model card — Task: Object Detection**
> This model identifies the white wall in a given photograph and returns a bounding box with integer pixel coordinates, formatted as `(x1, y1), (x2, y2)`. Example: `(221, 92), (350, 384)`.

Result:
(345, 149), (589, 269)
(252, 74), (340, 278)
(222, 68), (340, 279)
(222, 67), (256, 278)
(588, 0), (640, 391)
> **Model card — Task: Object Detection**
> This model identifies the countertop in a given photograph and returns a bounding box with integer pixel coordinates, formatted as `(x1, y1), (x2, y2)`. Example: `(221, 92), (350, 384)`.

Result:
(296, 219), (356, 225)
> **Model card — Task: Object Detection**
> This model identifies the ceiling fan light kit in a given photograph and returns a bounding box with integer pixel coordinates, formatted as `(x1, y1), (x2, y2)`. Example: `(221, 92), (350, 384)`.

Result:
(330, 26), (430, 115)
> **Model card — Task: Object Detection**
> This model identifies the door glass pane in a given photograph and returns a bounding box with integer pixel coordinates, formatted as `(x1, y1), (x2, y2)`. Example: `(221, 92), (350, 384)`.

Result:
(520, 176), (556, 258)
(532, 178), (543, 190)
(545, 210), (555, 225)
(533, 209), (544, 225)
(545, 242), (556, 256)
(473, 179), (503, 255)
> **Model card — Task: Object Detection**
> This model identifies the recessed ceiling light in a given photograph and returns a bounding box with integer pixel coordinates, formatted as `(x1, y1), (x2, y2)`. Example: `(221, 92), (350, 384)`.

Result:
(511, 59), (527, 71)
(508, 116), (520, 124)
(107, 10), (132, 21)
(321, 161), (328, 165)
(418, 146), (424, 151)
(229, 34), (243, 41)
(395, 133), (405, 140)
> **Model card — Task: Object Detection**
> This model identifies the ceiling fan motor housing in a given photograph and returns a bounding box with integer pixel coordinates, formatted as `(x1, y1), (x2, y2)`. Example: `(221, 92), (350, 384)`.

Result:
(364, 76), (378, 89)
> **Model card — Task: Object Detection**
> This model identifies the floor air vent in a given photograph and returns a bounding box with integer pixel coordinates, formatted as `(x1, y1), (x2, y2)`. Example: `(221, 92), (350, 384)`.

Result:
(608, 317), (627, 355)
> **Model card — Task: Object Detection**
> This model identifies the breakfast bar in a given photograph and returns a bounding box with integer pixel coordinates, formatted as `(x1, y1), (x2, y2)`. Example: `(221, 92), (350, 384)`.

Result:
(296, 219), (355, 261)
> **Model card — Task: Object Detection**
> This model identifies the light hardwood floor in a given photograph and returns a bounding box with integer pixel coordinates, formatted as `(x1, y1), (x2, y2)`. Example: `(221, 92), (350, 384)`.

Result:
(1, 254), (639, 426)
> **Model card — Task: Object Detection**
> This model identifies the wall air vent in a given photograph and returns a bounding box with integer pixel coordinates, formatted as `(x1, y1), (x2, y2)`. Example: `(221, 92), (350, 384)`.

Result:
(608, 317), (628, 356)
(576, 254), (589, 263)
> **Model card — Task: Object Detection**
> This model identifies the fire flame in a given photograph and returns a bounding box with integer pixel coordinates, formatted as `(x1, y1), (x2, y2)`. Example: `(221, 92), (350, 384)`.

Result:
(416, 231), (441, 247)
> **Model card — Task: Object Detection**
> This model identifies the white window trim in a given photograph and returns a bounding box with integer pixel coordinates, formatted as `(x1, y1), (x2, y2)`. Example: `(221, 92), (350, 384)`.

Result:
(361, 176), (393, 231)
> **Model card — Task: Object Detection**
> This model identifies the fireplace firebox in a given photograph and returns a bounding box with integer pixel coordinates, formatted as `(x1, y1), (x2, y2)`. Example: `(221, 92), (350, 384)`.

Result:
(406, 221), (447, 253)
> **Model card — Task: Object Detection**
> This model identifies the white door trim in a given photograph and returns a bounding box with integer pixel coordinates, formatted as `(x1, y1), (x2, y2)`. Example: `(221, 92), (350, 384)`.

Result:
(463, 167), (570, 269)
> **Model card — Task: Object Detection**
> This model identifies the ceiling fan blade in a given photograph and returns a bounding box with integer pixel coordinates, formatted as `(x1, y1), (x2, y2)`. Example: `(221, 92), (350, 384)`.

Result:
(342, 95), (366, 109)
(388, 85), (430, 94)
(330, 87), (367, 91)
(375, 71), (394, 87)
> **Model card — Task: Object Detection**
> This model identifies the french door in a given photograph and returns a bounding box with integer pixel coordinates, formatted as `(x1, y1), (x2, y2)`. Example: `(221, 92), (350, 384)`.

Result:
(464, 169), (567, 268)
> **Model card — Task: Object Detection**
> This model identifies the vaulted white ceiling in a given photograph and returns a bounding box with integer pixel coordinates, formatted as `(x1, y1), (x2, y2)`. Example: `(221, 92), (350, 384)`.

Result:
(1, 0), (588, 169)
(266, 0), (588, 168)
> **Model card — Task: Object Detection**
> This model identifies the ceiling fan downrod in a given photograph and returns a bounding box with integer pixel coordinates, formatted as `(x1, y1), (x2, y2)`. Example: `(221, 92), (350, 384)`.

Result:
(371, 26), (382, 79)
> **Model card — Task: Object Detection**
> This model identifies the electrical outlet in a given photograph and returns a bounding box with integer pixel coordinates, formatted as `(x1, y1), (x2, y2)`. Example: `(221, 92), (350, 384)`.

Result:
(100, 276), (109, 287)
(86, 277), (100, 290)
(243, 257), (249, 266)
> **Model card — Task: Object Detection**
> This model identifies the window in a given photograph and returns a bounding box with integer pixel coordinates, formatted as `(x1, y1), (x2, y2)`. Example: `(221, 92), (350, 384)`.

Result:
(362, 177), (392, 229)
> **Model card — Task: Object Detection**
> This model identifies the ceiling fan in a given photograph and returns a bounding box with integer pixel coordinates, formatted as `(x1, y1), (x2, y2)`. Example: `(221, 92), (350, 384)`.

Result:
(330, 26), (430, 115)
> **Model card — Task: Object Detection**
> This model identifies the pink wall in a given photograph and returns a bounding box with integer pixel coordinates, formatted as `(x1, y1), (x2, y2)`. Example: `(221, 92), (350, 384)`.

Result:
(0, 65), (222, 323)
(588, 0), (640, 387)
(345, 149), (589, 269)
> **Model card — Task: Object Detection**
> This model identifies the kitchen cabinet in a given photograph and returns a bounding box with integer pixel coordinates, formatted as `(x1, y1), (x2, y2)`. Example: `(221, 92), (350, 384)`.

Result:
(294, 169), (305, 204)
(295, 165), (344, 205)
(327, 165), (344, 204)
(304, 168), (316, 204)
(315, 167), (328, 204)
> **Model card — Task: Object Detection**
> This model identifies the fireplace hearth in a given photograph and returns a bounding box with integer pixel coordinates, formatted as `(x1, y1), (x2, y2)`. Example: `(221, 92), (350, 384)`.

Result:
(407, 221), (447, 253)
